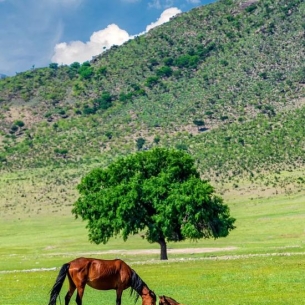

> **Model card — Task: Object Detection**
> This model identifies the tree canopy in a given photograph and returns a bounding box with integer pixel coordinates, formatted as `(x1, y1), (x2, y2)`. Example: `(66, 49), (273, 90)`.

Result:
(72, 148), (236, 259)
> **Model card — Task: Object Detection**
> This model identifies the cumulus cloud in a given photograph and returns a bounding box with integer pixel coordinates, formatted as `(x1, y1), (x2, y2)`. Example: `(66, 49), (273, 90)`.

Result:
(52, 24), (130, 65)
(146, 7), (181, 32)
(52, 7), (181, 65)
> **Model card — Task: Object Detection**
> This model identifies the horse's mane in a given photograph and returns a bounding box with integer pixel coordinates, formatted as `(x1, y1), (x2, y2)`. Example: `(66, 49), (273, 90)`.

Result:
(130, 269), (155, 303)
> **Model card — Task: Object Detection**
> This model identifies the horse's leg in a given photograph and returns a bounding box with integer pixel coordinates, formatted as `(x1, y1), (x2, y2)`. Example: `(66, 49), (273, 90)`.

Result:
(116, 289), (123, 305)
(65, 275), (76, 305)
(75, 286), (85, 305)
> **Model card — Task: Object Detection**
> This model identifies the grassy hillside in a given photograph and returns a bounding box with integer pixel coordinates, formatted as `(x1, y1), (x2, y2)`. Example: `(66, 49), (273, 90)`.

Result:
(0, 0), (305, 215)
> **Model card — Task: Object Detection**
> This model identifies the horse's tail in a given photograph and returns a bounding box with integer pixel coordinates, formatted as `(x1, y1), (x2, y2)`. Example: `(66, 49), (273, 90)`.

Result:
(48, 263), (70, 305)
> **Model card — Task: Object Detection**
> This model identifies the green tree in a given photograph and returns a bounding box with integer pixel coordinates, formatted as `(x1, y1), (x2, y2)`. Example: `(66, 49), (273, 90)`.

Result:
(54, 148), (68, 158)
(156, 66), (173, 78)
(94, 92), (112, 110)
(68, 62), (80, 78)
(145, 76), (159, 88)
(49, 63), (58, 70)
(72, 148), (236, 260)
(14, 120), (25, 128)
(136, 137), (146, 150)
(70, 62), (81, 70)
(79, 62), (94, 80)
(193, 119), (205, 130)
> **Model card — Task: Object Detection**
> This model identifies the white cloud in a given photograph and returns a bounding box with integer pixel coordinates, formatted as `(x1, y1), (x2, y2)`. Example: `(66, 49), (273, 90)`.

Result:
(52, 24), (130, 65)
(146, 7), (181, 32)
(52, 7), (181, 65)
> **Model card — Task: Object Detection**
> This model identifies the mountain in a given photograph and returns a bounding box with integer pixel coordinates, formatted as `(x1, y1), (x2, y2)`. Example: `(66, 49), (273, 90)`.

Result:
(0, 73), (7, 79)
(0, 0), (304, 190)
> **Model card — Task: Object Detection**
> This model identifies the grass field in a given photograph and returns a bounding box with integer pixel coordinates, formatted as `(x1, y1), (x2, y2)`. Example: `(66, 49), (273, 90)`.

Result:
(1, 168), (305, 304)
(2, 255), (305, 305)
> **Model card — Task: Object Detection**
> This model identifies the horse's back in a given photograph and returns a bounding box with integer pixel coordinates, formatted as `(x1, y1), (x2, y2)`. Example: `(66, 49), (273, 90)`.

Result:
(69, 257), (128, 269)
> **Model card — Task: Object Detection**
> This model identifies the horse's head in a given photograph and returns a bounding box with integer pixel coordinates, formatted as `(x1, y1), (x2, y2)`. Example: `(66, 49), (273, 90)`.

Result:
(159, 295), (171, 305)
(142, 289), (157, 305)
(158, 295), (179, 305)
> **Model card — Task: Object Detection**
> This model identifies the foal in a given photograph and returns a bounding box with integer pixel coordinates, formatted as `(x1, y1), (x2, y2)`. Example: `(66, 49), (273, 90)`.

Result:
(159, 295), (185, 305)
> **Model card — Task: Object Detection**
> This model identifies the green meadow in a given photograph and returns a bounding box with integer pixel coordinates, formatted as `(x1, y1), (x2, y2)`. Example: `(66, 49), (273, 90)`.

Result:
(2, 255), (305, 305)
(1, 168), (305, 304)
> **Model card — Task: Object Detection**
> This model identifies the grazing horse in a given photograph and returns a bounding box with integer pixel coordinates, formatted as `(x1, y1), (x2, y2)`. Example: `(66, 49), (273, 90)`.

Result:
(48, 257), (156, 305)
(159, 295), (184, 305)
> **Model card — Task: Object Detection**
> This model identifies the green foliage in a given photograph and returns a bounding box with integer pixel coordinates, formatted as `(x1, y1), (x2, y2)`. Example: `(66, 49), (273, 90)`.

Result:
(145, 76), (159, 88)
(72, 148), (235, 259)
(153, 135), (161, 144)
(79, 62), (94, 80)
(148, 58), (159, 69)
(175, 54), (200, 68)
(93, 92), (112, 110)
(70, 62), (80, 70)
(245, 3), (258, 13)
(105, 131), (112, 139)
(68, 62), (80, 78)
(14, 120), (25, 128)
(136, 137), (146, 150)
(163, 57), (174, 66)
(119, 92), (133, 103)
(49, 63), (59, 70)
(9, 124), (19, 134)
(0, 154), (6, 162)
(193, 119), (205, 128)
(96, 66), (107, 76)
(156, 66), (173, 78)
(54, 148), (68, 156)
(175, 143), (188, 151)
(296, 66), (305, 83)
(82, 105), (96, 115)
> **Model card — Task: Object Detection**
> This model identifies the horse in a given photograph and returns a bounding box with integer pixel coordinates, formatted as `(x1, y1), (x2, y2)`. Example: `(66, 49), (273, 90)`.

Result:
(48, 257), (156, 305)
(159, 295), (185, 305)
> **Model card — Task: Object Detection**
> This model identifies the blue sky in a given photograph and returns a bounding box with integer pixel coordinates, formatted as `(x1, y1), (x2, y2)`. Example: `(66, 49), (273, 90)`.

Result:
(0, 0), (215, 76)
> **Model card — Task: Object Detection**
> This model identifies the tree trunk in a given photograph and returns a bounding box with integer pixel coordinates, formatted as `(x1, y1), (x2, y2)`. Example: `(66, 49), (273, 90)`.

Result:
(158, 237), (168, 260)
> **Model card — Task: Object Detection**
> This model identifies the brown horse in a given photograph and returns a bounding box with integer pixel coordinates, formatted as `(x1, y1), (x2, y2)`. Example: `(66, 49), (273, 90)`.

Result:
(48, 257), (156, 305)
(159, 295), (185, 305)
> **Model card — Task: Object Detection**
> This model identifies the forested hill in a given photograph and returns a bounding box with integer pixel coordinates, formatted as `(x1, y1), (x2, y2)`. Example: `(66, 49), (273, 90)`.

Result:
(0, 0), (305, 186)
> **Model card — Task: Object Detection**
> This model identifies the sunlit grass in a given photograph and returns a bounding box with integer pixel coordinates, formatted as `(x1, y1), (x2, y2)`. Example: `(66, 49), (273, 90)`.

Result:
(1, 167), (305, 304)
(2, 255), (305, 305)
